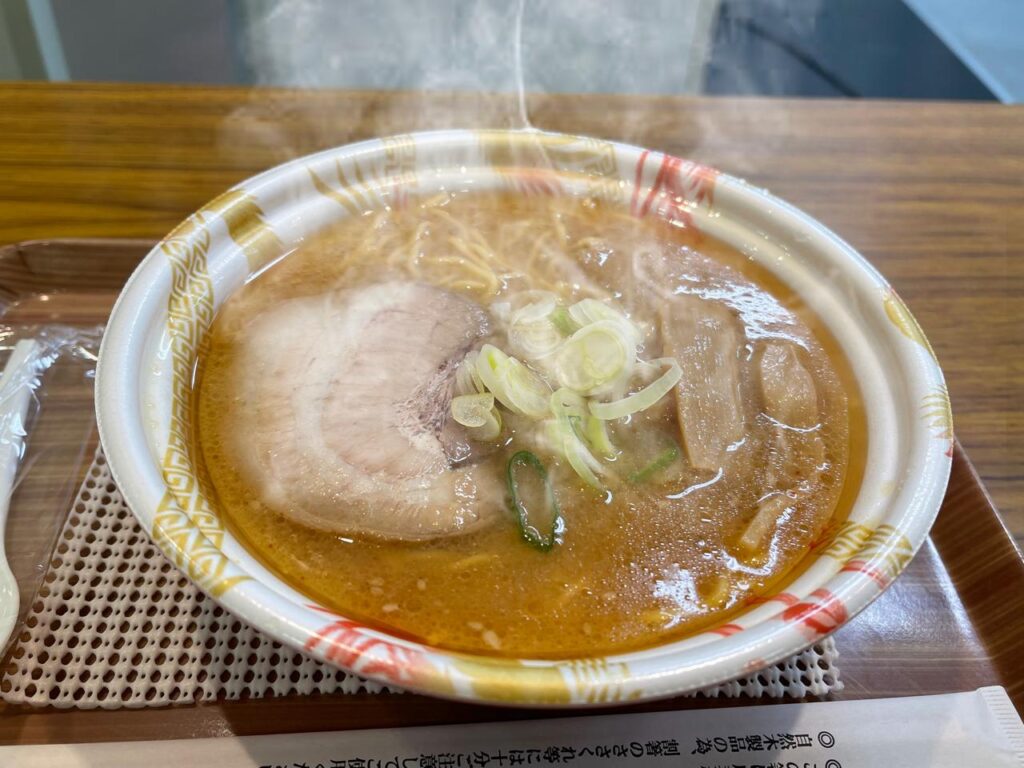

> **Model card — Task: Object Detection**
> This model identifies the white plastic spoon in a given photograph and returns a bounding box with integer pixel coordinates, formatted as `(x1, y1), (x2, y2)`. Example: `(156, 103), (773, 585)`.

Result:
(0, 340), (41, 651)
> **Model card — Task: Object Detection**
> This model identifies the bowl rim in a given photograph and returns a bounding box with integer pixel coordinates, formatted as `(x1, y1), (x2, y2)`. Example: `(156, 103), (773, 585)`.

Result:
(96, 128), (952, 706)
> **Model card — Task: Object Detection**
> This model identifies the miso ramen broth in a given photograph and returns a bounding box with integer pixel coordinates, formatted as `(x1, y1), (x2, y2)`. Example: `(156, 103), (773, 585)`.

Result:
(196, 189), (863, 657)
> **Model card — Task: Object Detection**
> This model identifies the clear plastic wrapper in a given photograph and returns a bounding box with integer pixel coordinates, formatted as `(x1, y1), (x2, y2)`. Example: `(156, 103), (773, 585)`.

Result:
(0, 324), (103, 658)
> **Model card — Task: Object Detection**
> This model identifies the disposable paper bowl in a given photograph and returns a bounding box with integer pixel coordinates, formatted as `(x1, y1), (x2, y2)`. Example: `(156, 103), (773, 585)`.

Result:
(96, 130), (952, 706)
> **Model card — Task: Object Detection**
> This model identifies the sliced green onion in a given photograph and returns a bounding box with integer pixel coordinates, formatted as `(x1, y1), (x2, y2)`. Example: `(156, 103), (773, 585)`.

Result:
(455, 351), (485, 396)
(629, 445), (680, 484)
(451, 393), (495, 428)
(510, 292), (557, 324)
(553, 388), (616, 463)
(549, 389), (607, 490)
(568, 299), (643, 346)
(508, 316), (563, 360)
(554, 321), (630, 394)
(504, 291), (563, 361)
(507, 450), (563, 551)
(589, 359), (683, 420)
(562, 429), (604, 489)
(476, 345), (513, 405)
(550, 388), (587, 440)
(451, 392), (501, 441)
(468, 406), (502, 441)
(504, 358), (551, 418)
(551, 386), (587, 416)
(585, 415), (617, 460)
(550, 306), (580, 336)
(475, 344), (551, 419)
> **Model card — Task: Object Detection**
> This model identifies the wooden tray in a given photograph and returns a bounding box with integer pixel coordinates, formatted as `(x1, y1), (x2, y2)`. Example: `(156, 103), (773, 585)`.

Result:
(1, 239), (1022, 745)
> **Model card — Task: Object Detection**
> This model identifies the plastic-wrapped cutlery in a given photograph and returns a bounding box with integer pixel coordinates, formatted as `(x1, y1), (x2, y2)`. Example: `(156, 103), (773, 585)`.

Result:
(0, 339), (41, 651)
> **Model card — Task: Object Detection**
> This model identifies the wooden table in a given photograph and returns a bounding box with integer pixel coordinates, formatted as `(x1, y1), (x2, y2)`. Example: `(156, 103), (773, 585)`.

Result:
(1, 84), (1022, 744)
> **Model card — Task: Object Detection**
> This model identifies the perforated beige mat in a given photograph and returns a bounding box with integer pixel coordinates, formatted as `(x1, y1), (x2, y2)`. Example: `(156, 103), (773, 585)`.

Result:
(1, 449), (842, 709)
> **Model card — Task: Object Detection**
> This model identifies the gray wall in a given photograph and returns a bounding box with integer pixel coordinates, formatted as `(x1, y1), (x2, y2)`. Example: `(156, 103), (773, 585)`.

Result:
(49, 0), (239, 83)
(0, 0), (1008, 100)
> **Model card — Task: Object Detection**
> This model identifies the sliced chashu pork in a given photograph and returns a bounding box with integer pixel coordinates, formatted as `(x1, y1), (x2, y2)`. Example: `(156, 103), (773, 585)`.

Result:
(226, 281), (503, 541)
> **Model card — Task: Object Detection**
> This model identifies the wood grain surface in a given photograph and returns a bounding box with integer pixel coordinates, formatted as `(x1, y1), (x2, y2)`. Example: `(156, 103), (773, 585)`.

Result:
(1, 83), (1020, 542)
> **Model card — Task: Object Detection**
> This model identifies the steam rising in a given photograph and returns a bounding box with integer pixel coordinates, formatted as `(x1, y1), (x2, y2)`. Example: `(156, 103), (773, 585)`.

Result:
(225, 0), (722, 149)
